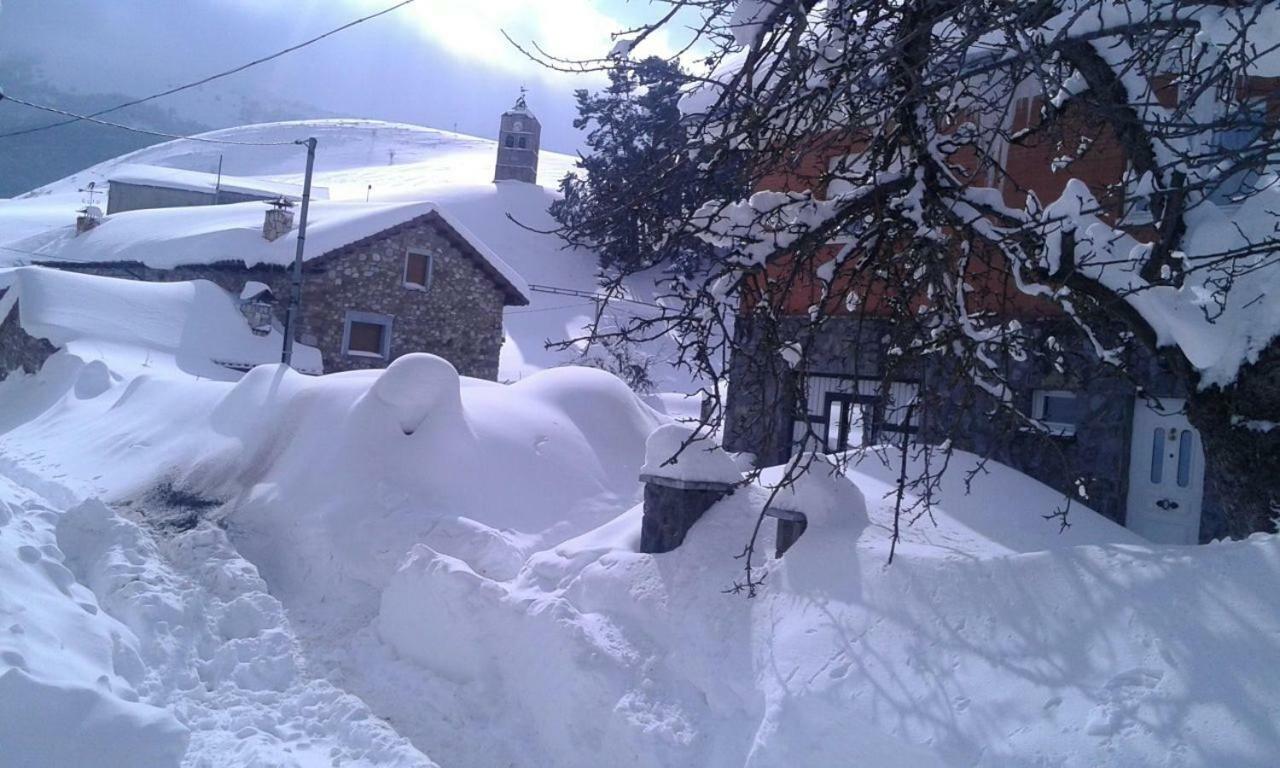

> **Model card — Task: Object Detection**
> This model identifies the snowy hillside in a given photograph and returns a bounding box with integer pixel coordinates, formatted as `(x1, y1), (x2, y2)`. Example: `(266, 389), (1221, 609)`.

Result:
(0, 119), (690, 391)
(2, 272), (1278, 766)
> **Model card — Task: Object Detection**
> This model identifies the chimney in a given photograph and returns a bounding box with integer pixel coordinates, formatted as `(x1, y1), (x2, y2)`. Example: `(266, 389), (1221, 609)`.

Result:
(75, 205), (103, 235)
(263, 198), (295, 242)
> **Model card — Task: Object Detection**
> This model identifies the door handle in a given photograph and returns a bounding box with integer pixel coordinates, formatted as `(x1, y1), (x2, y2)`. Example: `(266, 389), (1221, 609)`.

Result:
(1156, 498), (1180, 511)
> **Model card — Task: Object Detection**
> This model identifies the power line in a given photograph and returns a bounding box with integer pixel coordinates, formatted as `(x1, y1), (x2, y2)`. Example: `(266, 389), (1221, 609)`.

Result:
(0, 94), (302, 146)
(527, 282), (662, 309)
(0, 0), (421, 140)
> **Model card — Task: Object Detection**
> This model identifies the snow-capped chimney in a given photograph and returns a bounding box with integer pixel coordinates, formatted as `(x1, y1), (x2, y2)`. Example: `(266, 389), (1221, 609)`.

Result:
(494, 90), (541, 184)
(75, 205), (103, 235)
(262, 198), (295, 242)
(75, 181), (104, 235)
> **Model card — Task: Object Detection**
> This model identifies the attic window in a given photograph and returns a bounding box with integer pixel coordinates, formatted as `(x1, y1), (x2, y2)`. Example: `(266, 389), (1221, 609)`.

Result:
(404, 250), (433, 289)
(342, 310), (393, 359)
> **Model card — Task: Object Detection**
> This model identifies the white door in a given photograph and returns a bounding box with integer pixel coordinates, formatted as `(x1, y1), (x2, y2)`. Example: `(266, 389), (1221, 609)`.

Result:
(1125, 397), (1204, 544)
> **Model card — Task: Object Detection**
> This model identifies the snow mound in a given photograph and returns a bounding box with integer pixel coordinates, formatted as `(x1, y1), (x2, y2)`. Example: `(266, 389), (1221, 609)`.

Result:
(765, 451), (867, 528)
(0, 668), (188, 768)
(378, 545), (499, 684)
(640, 423), (742, 484)
(0, 266), (321, 378)
(371, 463), (1280, 767)
(368, 353), (464, 435)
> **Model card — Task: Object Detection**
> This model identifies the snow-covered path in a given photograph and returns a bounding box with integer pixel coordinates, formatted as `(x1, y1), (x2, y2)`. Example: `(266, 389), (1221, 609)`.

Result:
(0, 460), (433, 768)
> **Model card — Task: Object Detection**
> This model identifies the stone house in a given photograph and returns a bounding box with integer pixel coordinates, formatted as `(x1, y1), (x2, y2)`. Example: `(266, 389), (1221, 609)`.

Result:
(27, 199), (529, 380)
(3, 98), (552, 383)
(723, 77), (1280, 545)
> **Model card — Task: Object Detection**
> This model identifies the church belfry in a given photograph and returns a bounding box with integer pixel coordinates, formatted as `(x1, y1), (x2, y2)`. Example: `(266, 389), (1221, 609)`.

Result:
(494, 90), (541, 184)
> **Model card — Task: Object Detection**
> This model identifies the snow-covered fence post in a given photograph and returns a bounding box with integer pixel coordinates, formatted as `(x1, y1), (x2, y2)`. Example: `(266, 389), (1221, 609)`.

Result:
(765, 507), (807, 557)
(638, 425), (741, 553)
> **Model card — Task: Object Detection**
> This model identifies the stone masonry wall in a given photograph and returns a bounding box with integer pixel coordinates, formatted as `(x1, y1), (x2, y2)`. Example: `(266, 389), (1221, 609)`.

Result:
(51, 214), (509, 379)
(723, 314), (1214, 533)
(0, 295), (58, 376)
(301, 217), (507, 379)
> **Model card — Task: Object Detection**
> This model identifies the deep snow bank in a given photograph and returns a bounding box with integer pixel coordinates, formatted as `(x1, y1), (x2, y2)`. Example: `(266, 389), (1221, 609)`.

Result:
(373, 455), (1280, 767)
(3, 289), (1277, 766)
(0, 478), (189, 768)
(183, 357), (665, 615)
(1, 338), (668, 765)
(0, 266), (321, 378)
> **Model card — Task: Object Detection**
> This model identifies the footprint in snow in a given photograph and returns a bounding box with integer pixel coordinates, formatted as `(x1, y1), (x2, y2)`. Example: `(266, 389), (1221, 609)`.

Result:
(1085, 668), (1164, 737)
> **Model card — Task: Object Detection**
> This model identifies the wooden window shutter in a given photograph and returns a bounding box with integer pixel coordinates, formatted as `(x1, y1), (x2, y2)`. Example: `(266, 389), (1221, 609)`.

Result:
(348, 321), (384, 354)
(405, 251), (430, 287)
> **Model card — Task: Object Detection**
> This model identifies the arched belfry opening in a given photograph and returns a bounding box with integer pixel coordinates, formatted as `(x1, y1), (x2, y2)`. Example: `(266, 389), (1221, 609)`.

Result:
(494, 90), (541, 184)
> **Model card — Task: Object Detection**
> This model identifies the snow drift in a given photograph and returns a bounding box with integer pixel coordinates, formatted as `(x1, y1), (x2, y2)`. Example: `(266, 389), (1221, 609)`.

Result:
(0, 266), (322, 378)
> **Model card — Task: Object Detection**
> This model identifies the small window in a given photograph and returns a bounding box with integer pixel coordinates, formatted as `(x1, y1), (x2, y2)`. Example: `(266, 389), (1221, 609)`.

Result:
(1151, 427), (1166, 484)
(342, 311), (393, 359)
(1177, 429), (1193, 487)
(404, 250), (432, 289)
(504, 135), (514, 148)
(517, 136), (527, 149)
(1032, 389), (1081, 436)
(1210, 96), (1269, 206)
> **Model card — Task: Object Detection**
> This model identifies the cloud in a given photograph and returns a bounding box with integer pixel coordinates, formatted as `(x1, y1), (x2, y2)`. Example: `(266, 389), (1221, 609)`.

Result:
(365, 0), (677, 72)
(0, 0), (676, 153)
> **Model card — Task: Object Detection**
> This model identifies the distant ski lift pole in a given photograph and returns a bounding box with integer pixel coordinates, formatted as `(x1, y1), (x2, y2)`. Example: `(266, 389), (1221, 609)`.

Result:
(281, 137), (317, 367)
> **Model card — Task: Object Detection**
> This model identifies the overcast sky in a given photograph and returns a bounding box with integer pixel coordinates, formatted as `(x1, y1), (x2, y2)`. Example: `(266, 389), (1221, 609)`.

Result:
(0, 0), (679, 154)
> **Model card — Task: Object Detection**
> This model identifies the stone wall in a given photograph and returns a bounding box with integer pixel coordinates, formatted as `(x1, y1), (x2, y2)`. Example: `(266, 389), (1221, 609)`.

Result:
(640, 480), (734, 553)
(722, 314), (1219, 535)
(0, 296), (58, 376)
(50, 214), (509, 380)
(301, 217), (508, 379)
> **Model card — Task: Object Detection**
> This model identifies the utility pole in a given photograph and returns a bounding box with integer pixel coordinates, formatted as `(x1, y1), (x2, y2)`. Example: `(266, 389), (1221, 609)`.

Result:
(214, 154), (223, 203)
(281, 137), (317, 367)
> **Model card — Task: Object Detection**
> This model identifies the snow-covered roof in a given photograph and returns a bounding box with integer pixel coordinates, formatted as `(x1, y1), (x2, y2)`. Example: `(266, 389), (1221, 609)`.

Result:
(108, 163), (330, 201)
(16, 200), (530, 306)
(0, 265), (323, 378)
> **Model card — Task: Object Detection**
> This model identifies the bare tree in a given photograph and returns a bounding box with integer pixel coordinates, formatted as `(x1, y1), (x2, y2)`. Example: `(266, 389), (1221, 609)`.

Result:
(520, 0), (1280, 588)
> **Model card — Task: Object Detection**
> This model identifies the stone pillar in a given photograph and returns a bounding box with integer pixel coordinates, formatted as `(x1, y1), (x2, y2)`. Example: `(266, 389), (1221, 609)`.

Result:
(639, 475), (735, 554)
(638, 424), (743, 554)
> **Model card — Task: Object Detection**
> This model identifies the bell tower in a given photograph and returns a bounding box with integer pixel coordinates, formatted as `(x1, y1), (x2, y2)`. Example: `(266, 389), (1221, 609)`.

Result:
(494, 89), (541, 184)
